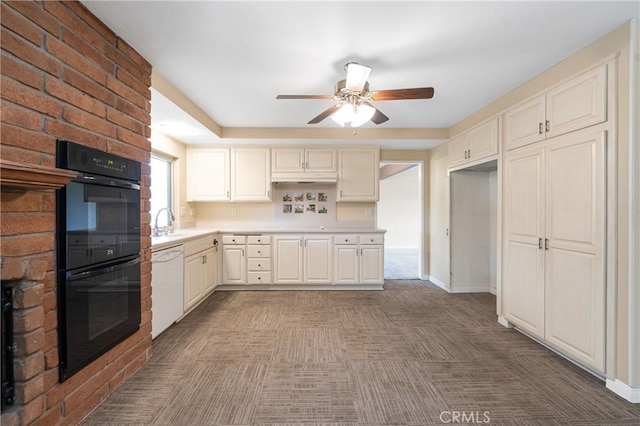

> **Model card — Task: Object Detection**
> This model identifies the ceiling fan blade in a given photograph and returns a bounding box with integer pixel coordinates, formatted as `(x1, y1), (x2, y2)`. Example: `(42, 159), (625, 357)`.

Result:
(276, 95), (333, 99)
(369, 105), (389, 125)
(371, 87), (434, 101)
(345, 62), (371, 91)
(307, 104), (342, 124)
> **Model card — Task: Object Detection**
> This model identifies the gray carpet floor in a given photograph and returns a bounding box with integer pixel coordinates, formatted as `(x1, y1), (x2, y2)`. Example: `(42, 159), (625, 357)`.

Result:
(384, 248), (420, 279)
(81, 281), (640, 425)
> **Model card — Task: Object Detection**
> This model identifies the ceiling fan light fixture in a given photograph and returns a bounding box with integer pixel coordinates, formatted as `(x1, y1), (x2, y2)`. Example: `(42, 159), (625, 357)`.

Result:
(351, 103), (375, 127)
(345, 62), (372, 91)
(330, 103), (355, 126)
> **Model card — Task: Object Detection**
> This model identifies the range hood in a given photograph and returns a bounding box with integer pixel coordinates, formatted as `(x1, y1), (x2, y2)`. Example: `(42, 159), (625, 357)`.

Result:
(271, 172), (338, 184)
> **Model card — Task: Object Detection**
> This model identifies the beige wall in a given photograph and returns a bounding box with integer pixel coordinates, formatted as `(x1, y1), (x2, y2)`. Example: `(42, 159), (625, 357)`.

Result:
(442, 21), (634, 385)
(380, 150), (431, 276)
(428, 143), (449, 287)
(150, 132), (195, 229)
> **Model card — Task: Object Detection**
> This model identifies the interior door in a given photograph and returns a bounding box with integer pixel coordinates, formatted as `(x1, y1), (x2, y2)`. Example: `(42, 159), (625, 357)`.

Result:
(503, 145), (545, 338)
(544, 128), (606, 372)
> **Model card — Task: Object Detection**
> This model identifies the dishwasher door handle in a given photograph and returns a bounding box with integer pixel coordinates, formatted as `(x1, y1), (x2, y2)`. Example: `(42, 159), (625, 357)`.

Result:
(153, 250), (183, 263)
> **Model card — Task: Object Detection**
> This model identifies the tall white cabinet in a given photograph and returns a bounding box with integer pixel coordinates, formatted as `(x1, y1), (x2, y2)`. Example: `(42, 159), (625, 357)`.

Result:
(503, 126), (606, 372)
(337, 148), (380, 201)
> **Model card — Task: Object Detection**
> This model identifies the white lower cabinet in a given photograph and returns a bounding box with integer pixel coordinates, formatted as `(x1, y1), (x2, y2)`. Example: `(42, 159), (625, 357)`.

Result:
(247, 235), (272, 284)
(222, 236), (246, 284)
(502, 126), (606, 372)
(303, 236), (333, 284)
(273, 235), (333, 284)
(273, 236), (303, 284)
(334, 235), (384, 285)
(183, 235), (219, 311)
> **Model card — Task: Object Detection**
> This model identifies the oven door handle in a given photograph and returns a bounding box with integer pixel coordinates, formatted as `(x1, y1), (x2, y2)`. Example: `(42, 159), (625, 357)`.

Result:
(67, 257), (141, 282)
(75, 173), (140, 190)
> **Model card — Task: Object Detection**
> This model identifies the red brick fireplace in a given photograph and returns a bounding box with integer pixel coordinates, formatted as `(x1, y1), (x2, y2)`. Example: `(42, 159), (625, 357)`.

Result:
(1, 1), (153, 424)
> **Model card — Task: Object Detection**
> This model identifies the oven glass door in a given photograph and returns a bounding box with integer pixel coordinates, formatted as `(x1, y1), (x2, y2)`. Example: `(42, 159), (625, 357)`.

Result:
(65, 180), (140, 270)
(60, 257), (141, 381)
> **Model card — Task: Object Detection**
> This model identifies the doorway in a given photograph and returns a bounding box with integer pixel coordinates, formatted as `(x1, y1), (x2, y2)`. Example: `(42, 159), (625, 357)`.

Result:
(377, 162), (423, 279)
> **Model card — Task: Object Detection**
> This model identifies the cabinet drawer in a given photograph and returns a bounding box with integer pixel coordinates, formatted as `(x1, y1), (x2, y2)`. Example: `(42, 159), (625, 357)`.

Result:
(184, 235), (216, 257)
(247, 271), (271, 284)
(247, 235), (271, 245)
(335, 235), (358, 245)
(359, 234), (383, 245)
(247, 245), (271, 257)
(223, 235), (246, 245)
(248, 258), (271, 271)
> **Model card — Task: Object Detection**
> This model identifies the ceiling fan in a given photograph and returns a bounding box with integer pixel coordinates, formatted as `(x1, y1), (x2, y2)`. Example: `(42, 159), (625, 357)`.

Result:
(276, 62), (434, 127)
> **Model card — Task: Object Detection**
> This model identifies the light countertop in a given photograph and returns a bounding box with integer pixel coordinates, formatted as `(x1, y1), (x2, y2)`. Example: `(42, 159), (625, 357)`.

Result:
(151, 227), (386, 250)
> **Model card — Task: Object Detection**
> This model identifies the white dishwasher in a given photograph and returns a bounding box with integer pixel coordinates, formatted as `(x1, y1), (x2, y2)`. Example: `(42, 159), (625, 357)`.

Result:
(151, 245), (184, 339)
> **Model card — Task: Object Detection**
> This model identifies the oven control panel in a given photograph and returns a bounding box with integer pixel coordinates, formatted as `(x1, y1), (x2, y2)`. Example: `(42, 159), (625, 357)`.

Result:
(57, 140), (141, 182)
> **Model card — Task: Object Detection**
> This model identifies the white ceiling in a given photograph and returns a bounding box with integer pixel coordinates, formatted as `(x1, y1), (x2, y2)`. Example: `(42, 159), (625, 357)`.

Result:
(83, 1), (639, 149)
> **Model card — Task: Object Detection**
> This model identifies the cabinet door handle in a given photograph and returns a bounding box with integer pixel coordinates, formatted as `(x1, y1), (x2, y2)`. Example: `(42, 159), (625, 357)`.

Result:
(467, 149), (471, 158)
(267, 190), (270, 198)
(301, 161), (305, 169)
(227, 190), (230, 198)
(545, 239), (549, 251)
(545, 120), (549, 132)
(464, 150), (467, 159)
(538, 122), (543, 134)
(241, 249), (244, 257)
(538, 238), (543, 250)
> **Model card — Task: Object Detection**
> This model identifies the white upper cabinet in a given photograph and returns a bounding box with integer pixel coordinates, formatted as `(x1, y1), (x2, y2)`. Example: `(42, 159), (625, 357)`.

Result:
(504, 96), (546, 151)
(448, 133), (469, 168)
(271, 148), (337, 181)
(337, 147), (380, 201)
(504, 63), (607, 150)
(305, 148), (337, 172)
(231, 148), (271, 201)
(271, 148), (304, 173)
(545, 64), (607, 138)
(187, 148), (230, 201)
(448, 118), (499, 168)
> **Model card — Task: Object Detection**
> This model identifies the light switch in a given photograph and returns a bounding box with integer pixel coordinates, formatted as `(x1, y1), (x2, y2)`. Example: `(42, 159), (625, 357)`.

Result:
(231, 208), (237, 216)
(364, 208), (372, 217)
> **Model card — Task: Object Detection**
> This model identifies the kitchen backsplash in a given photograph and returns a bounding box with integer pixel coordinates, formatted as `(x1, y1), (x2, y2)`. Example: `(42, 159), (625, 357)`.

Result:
(193, 183), (376, 230)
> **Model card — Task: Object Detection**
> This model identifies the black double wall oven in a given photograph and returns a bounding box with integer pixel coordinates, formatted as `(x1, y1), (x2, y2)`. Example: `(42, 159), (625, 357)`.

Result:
(56, 141), (141, 381)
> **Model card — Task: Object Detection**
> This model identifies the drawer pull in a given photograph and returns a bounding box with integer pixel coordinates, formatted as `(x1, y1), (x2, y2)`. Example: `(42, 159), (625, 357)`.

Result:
(345, 239), (348, 242)
(258, 277), (261, 280)
(257, 239), (261, 242)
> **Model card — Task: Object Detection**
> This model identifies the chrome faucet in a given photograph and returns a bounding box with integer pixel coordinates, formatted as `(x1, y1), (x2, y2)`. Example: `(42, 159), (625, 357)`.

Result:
(153, 208), (175, 237)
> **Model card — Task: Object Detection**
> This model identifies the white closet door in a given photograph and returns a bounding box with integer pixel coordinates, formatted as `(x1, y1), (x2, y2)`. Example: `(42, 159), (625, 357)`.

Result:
(544, 128), (606, 372)
(503, 145), (545, 338)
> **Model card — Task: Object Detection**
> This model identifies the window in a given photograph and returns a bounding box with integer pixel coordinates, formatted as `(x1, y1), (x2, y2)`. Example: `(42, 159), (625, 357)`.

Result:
(150, 155), (173, 228)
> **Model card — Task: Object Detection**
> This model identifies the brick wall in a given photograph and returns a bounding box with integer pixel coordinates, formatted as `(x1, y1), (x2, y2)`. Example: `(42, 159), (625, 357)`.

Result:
(1, 1), (152, 424)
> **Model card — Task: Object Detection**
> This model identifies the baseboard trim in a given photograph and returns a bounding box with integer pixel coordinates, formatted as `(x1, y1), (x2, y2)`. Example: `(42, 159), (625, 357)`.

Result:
(448, 286), (490, 293)
(216, 284), (384, 291)
(489, 287), (497, 295)
(498, 315), (514, 328)
(427, 275), (449, 292)
(606, 379), (640, 403)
